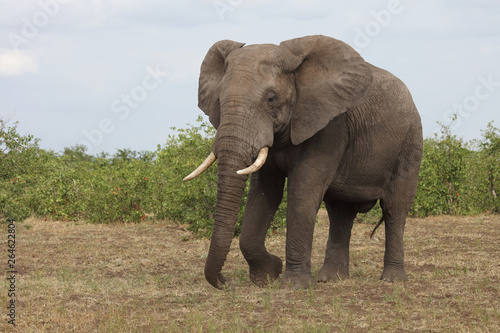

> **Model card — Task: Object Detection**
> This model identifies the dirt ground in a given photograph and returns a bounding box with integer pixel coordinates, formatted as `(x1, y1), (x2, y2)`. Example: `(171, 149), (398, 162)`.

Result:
(1, 212), (499, 332)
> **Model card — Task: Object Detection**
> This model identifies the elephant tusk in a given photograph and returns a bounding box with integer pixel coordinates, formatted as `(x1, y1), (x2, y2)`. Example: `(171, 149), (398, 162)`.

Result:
(237, 147), (269, 175)
(183, 152), (217, 182)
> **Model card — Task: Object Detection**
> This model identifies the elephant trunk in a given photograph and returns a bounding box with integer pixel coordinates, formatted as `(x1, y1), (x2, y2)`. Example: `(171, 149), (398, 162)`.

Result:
(204, 130), (253, 289)
(202, 105), (274, 289)
(204, 170), (247, 288)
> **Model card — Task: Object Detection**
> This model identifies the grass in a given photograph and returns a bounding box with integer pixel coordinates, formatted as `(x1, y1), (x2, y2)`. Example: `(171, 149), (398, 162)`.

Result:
(1, 212), (499, 332)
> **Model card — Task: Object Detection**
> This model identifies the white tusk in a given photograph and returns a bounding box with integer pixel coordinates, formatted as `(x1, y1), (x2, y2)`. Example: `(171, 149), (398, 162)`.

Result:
(183, 152), (216, 182)
(236, 147), (269, 175)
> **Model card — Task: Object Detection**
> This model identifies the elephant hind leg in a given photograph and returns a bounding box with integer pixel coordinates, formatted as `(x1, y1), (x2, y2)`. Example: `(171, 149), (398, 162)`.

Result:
(379, 209), (408, 282)
(317, 201), (356, 283)
(379, 186), (416, 282)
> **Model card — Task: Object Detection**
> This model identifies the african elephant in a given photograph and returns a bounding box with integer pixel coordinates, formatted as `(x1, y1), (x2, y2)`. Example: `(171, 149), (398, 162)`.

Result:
(184, 35), (423, 290)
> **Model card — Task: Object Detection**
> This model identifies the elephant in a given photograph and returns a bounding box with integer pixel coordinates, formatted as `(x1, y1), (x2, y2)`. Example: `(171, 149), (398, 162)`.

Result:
(184, 35), (423, 290)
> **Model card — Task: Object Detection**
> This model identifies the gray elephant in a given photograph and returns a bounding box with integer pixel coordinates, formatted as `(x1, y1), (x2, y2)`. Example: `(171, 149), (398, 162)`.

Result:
(184, 35), (423, 290)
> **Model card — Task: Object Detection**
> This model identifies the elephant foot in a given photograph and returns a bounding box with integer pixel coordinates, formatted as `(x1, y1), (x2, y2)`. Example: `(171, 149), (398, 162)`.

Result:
(380, 265), (408, 282)
(317, 263), (348, 283)
(249, 254), (283, 287)
(280, 271), (316, 289)
(206, 273), (234, 290)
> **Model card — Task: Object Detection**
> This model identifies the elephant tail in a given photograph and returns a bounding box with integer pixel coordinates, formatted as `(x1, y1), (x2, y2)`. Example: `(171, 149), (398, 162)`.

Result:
(370, 215), (385, 238)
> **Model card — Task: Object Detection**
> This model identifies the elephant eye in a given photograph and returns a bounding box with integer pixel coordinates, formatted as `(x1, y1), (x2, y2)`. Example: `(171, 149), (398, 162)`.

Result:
(266, 92), (277, 105)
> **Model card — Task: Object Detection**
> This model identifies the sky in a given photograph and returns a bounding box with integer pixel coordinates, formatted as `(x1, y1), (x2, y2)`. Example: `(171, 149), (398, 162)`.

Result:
(1, 0), (499, 155)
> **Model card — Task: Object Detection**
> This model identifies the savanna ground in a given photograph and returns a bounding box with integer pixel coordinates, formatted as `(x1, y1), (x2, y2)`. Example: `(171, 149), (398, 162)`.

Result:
(1, 212), (499, 332)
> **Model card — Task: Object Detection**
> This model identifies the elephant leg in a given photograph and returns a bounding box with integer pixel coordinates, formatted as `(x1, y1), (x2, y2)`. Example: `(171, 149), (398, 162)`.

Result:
(378, 186), (416, 281)
(317, 201), (356, 282)
(239, 169), (285, 287)
(379, 211), (408, 282)
(281, 178), (326, 289)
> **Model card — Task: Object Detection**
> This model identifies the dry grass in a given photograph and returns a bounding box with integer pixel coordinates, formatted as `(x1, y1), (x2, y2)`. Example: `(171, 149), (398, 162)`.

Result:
(1, 212), (499, 332)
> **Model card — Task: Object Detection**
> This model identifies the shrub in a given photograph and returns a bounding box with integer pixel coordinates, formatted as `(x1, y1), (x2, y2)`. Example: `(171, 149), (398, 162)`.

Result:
(1, 116), (499, 236)
(412, 121), (470, 216)
(0, 120), (41, 221)
(153, 117), (218, 235)
(466, 122), (500, 213)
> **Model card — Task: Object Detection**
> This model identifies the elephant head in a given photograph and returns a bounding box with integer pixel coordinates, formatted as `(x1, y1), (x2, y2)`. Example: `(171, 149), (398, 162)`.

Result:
(184, 35), (373, 289)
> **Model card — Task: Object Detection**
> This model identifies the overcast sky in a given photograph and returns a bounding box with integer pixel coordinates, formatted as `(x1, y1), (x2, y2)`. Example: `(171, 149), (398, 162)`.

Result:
(1, 0), (499, 154)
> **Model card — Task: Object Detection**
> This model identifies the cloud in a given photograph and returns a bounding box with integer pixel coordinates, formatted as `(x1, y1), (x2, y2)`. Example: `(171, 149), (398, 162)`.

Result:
(0, 49), (38, 76)
(481, 43), (500, 55)
(0, 0), (497, 153)
(56, 0), (215, 31)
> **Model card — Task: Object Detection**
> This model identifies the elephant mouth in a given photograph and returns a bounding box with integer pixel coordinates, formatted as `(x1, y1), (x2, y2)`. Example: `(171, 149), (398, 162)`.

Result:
(183, 147), (269, 182)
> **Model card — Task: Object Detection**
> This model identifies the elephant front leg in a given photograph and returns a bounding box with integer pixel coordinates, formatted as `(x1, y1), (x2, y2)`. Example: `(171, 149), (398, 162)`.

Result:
(239, 170), (285, 287)
(281, 180), (326, 289)
(317, 201), (356, 282)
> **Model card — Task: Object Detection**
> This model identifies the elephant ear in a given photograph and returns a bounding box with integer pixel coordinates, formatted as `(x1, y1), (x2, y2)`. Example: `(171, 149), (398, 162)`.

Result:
(198, 40), (245, 129)
(280, 35), (373, 145)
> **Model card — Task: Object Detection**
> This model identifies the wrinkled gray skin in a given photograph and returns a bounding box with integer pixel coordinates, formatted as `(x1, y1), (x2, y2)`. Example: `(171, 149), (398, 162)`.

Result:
(193, 35), (422, 289)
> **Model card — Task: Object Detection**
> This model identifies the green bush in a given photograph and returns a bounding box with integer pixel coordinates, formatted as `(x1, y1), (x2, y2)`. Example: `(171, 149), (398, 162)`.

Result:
(1, 116), (498, 235)
(0, 120), (41, 221)
(412, 121), (470, 216)
(411, 119), (499, 217)
(154, 117), (218, 235)
(466, 122), (500, 213)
